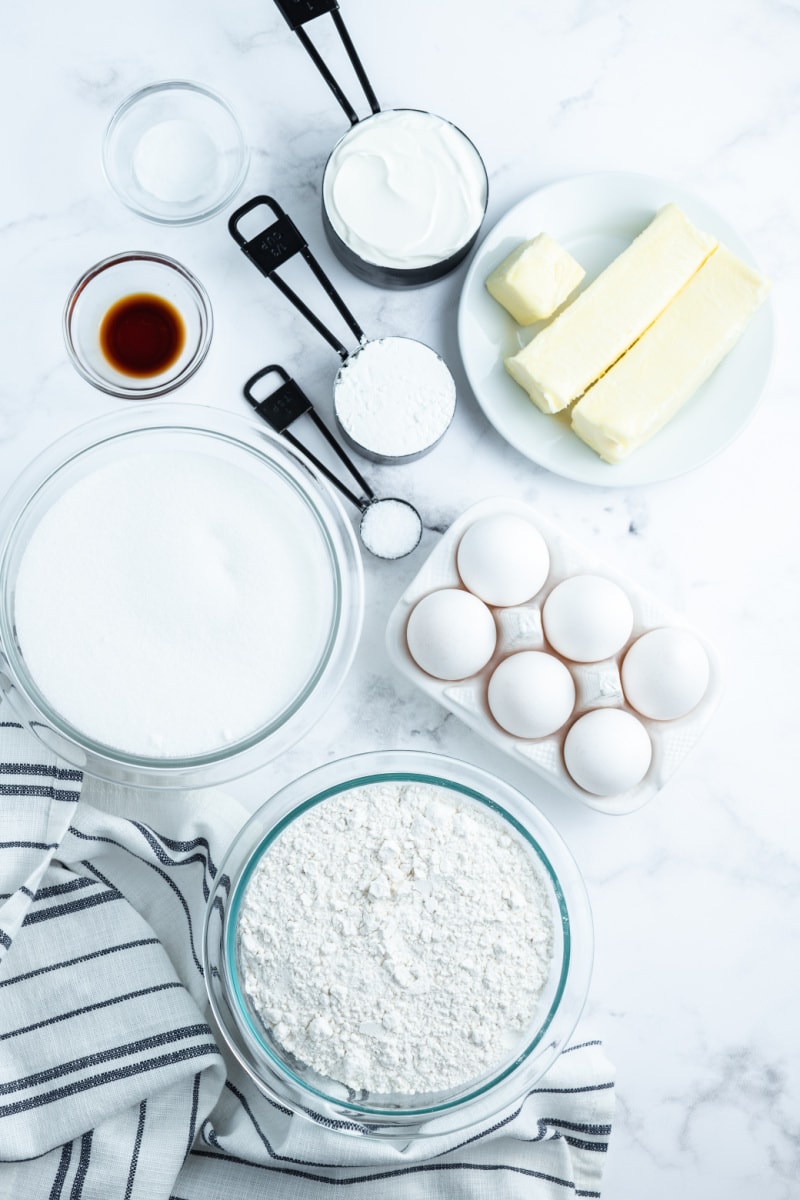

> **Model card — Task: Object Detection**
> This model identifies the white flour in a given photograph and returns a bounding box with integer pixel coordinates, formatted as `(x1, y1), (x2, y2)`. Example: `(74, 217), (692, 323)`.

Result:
(237, 780), (554, 1095)
(334, 338), (456, 459)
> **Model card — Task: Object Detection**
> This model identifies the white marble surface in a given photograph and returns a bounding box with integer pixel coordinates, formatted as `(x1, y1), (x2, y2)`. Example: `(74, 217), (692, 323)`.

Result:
(1, 0), (798, 1194)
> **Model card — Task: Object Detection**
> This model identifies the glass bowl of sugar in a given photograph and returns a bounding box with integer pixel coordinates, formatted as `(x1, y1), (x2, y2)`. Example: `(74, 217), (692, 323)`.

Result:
(0, 405), (363, 788)
(204, 750), (593, 1138)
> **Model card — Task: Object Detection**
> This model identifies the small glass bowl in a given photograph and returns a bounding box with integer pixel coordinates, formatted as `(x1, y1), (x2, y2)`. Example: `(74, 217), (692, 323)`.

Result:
(103, 80), (249, 225)
(64, 251), (212, 399)
(0, 405), (363, 788)
(204, 750), (593, 1139)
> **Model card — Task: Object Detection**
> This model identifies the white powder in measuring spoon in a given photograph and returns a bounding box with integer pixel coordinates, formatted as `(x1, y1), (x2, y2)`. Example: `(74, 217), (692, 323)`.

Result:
(237, 780), (554, 1095)
(334, 337), (456, 460)
(13, 448), (335, 758)
(359, 499), (422, 560)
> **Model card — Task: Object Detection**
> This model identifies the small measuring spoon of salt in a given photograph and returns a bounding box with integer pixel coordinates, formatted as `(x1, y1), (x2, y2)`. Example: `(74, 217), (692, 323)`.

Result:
(243, 365), (423, 561)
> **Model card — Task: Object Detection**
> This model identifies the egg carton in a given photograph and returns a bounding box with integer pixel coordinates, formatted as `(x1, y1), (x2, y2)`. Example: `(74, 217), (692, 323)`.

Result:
(385, 497), (723, 815)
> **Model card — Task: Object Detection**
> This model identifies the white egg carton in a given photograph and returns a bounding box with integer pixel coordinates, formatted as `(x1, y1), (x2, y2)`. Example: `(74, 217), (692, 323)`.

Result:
(385, 497), (723, 815)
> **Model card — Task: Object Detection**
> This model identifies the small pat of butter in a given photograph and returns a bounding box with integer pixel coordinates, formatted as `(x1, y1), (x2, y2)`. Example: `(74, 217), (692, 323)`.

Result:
(570, 245), (770, 463)
(504, 204), (718, 414)
(485, 233), (585, 325)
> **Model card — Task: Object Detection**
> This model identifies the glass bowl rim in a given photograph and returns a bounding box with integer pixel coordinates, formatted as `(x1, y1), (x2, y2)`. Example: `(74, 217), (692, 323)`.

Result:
(204, 749), (593, 1135)
(62, 250), (214, 399)
(102, 78), (250, 226)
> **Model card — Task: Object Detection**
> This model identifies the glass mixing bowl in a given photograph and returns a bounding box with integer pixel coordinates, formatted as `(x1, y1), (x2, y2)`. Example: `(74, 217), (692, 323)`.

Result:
(0, 405), (363, 788)
(204, 750), (593, 1138)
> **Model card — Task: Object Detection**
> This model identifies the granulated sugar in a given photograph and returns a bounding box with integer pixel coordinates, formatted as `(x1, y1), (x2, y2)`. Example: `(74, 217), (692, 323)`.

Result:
(237, 780), (554, 1095)
(333, 337), (456, 460)
(13, 448), (335, 757)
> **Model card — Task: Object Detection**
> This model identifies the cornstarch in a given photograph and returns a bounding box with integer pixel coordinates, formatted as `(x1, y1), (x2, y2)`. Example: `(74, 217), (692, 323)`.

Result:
(334, 337), (456, 459)
(237, 780), (554, 1095)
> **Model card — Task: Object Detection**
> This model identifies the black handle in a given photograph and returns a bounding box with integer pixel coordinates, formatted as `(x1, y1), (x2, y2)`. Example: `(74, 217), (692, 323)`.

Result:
(229, 195), (367, 360)
(272, 0), (380, 126)
(244, 363), (374, 510)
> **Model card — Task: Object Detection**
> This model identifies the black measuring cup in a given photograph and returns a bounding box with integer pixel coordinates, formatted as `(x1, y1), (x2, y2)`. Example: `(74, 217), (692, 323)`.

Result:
(244, 364), (423, 560)
(228, 195), (457, 464)
(271, 0), (489, 287)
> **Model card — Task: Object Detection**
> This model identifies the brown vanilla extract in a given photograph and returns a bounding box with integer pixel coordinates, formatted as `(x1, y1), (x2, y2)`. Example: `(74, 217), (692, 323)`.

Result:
(99, 293), (185, 377)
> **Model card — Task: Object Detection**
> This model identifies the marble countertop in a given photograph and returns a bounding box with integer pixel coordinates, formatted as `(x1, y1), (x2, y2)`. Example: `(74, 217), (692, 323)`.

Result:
(1, 0), (798, 1194)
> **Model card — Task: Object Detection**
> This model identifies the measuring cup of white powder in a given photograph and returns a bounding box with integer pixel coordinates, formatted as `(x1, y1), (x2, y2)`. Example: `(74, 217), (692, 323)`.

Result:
(0, 406), (363, 787)
(229, 196), (457, 462)
(204, 750), (593, 1138)
(271, 2), (488, 286)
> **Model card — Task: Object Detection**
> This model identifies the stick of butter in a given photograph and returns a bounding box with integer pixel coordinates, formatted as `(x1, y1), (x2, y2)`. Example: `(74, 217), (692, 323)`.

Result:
(570, 246), (770, 463)
(486, 233), (585, 325)
(504, 204), (718, 413)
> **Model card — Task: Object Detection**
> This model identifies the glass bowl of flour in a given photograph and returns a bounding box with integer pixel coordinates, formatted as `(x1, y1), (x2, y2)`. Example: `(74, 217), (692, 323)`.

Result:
(0, 405), (363, 787)
(205, 750), (593, 1138)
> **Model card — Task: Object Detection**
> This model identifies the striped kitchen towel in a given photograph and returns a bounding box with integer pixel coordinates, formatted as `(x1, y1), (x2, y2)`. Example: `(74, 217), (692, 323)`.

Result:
(0, 719), (614, 1199)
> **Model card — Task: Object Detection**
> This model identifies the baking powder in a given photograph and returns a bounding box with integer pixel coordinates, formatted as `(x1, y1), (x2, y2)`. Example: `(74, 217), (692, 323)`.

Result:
(237, 780), (554, 1095)
(334, 337), (456, 460)
(359, 499), (422, 560)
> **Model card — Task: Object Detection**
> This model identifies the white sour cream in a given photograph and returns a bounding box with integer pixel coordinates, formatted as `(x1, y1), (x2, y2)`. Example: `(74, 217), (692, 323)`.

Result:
(322, 109), (487, 270)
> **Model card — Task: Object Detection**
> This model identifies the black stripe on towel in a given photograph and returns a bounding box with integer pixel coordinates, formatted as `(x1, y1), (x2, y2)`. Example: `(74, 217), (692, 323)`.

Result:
(70, 1130), (92, 1199)
(22, 890), (121, 927)
(0, 981), (184, 1042)
(0, 763), (82, 782)
(34, 877), (94, 900)
(48, 1141), (72, 1200)
(124, 1101), (146, 1200)
(0, 938), (161, 990)
(190, 1150), (580, 1189)
(67, 828), (204, 975)
(0, 1042), (219, 1117)
(530, 1081), (614, 1096)
(0, 841), (59, 851)
(0, 1025), (212, 1095)
(186, 1073), (201, 1159)
(0, 786), (79, 801)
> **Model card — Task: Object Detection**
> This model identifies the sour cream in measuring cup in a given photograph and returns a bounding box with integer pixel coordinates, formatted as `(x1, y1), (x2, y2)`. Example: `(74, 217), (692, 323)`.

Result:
(322, 108), (488, 286)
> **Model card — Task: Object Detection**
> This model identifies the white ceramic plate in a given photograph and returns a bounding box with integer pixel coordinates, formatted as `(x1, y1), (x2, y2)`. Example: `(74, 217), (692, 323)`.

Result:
(457, 172), (774, 486)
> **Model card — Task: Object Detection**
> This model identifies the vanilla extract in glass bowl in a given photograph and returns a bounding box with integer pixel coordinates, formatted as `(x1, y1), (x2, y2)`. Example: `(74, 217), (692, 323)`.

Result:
(99, 292), (185, 377)
(64, 251), (212, 399)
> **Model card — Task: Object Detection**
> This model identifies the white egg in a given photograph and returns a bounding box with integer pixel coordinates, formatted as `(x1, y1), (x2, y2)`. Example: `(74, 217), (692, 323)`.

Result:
(543, 575), (634, 662)
(406, 588), (497, 680)
(487, 651), (575, 739)
(456, 513), (550, 607)
(621, 627), (710, 720)
(563, 708), (652, 796)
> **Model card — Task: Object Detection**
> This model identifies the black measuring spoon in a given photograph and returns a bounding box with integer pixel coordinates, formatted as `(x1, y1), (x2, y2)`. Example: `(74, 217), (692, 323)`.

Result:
(244, 364), (423, 560)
